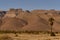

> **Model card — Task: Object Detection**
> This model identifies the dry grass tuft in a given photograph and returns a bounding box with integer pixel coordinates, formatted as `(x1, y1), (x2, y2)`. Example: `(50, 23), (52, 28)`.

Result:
(0, 35), (13, 40)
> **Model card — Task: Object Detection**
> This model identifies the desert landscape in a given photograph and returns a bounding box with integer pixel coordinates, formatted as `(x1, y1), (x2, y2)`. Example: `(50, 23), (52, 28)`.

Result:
(0, 8), (60, 40)
(0, 33), (60, 40)
(0, 8), (60, 32)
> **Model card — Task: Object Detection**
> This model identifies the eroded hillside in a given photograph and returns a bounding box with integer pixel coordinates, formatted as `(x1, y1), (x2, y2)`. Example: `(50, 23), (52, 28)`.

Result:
(0, 9), (60, 32)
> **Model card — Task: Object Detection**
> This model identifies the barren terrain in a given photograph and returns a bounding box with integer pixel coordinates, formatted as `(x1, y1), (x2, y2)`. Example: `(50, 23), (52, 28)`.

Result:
(0, 9), (60, 40)
(0, 9), (60, 32)
(0, 33), (60, 40)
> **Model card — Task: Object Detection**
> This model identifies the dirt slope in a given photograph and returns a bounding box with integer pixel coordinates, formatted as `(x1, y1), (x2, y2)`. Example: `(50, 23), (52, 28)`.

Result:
(0, 9), (60, 32)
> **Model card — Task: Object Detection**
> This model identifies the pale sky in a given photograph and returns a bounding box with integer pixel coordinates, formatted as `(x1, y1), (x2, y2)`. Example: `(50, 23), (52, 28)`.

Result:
(0, 0), (60, 10)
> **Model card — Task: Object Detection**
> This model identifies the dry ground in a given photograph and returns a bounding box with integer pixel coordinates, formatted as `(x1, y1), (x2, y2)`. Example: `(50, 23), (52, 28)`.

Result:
(0, 33), (60, 40)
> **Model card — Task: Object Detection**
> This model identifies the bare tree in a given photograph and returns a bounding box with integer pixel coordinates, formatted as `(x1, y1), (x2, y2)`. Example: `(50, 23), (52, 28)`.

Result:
(49, 17), (55, 36)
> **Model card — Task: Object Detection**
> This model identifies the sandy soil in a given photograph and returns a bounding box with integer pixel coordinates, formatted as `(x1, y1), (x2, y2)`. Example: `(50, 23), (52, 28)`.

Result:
(0, 33), (60, 40)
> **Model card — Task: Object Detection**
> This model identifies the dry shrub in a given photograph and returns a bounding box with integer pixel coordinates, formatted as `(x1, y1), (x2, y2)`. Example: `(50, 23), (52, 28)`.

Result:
(0, 35), (13, 40)
(50, 32), (56, 36)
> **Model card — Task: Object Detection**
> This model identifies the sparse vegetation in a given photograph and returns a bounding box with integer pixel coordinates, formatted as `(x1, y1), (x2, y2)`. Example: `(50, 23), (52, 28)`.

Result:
(49, 17), (56, 36)
(0, 9), (60, 40)
(0, 35), (13, 40)
(0, 33), (59, 40)
(0, 30), (51, 34)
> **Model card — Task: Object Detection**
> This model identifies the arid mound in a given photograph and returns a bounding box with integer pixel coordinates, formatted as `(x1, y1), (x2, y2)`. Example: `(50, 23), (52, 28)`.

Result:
(0, 17), (28, 31)
(0, 9), (60, 32)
